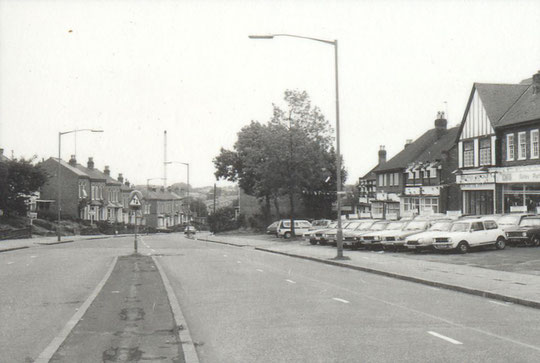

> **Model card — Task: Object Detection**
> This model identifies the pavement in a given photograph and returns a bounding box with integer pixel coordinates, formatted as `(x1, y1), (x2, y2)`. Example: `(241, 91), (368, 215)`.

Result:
(197, 233), (540, 310)
(0, 233), (125, 252)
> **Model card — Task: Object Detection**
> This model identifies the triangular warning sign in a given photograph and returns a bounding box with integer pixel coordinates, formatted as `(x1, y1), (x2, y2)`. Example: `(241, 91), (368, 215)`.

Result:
(129, 194), (141, 207)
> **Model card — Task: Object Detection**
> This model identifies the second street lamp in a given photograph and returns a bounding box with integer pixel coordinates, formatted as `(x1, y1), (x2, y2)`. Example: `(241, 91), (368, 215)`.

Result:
(165, 161), (191, 231)
(249, 33), (347, 259)
(57, 128), (103, 241)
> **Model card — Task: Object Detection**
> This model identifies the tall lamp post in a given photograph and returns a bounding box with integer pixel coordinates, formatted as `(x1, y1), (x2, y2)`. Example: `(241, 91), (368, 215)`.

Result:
(57, 128), (103, 241)
(165, 161), (190, 228)
(249, 33), (346, 259)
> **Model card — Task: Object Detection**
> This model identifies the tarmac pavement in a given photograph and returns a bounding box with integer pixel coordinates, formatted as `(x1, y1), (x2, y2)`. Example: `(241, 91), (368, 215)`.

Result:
(197, 233), (540, 309)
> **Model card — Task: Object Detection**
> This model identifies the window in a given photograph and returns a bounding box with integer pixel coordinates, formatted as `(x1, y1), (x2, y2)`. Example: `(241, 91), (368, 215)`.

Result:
(471, 222), (484, 231)
(479, 138), (491, 166)
(531, 130), (539, 159)
(484, 221), (498, 230)
(378, 174), (384, 187)
(463, 141), (474, 167)
(394, 173), (399, 186)
(518, 132), (527, 160)
(507, 134), (515, 161)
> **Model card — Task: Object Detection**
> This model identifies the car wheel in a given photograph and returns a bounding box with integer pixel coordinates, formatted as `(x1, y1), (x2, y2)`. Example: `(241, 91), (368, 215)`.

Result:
(284, 232), (292, 239)
(495, 237), (506, 250)
(456, 241), (469, 254)
(309, 240), (317, 245)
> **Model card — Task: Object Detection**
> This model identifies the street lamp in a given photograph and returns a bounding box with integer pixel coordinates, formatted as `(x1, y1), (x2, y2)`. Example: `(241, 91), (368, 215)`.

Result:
(249, 33), (347, 259)
(57, 128), (103, 241)
(165, 161), (190, 228)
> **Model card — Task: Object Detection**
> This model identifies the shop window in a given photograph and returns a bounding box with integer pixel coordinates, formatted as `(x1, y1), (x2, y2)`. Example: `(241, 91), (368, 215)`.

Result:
(518, 132), (527, 160)
(531, 130), (539, 159)
(507, 134), (515, 161)
(463, 141), (474, 167)
(479, 138), (491, 166)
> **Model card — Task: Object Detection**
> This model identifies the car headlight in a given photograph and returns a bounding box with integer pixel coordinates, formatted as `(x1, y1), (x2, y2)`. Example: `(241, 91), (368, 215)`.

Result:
(373, 236), (380, 241)
(522, 232), (527, 237)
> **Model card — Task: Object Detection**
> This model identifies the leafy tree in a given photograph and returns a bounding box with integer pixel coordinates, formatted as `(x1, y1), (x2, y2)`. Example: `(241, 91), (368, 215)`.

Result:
(214, 90), (346, 233)
(0, 157), (48, 216)
(207, 206), (239, 233)
(184, 197), (208, 217)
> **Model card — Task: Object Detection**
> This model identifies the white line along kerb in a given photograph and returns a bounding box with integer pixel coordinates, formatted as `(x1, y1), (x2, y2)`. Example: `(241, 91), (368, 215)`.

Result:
(428, 331), (463, 345)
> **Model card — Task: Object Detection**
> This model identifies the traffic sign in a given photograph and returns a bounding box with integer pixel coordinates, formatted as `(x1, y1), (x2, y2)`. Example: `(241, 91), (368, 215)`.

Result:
(129, 190), (143, 210)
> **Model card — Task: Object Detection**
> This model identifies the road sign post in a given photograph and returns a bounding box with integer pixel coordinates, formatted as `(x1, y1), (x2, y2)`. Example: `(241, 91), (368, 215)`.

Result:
(129, 190), (143, 254)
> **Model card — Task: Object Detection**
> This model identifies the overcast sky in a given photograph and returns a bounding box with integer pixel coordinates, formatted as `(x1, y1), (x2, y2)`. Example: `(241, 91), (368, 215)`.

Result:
(1, 0), (539, 188)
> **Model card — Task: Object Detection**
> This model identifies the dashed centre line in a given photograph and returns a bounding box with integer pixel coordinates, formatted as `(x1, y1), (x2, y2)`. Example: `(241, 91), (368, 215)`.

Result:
(256, 269), (264, 272)
(428, 331), (463, 345)
(223, 254), (228, 257)
(332, 297), (350, 304)
(285, 279), (296, 284)
(237, 261), (242, 264)
(7, 262), (14, 265)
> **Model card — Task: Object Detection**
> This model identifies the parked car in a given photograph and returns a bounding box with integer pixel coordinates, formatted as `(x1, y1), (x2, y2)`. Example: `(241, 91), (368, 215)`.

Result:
(381, 219), (435, 251)
(405, 220), (454, 253)
(304, 222), (339, 245)
(184, 225), (197, 235)
(362, 220), (412, 250)
(355, 221), (391, 248)
(324, 220), (363, 246)
(266, 221), (279, 236)
(342, 220), (378, 249)
(432, 218), (506, 253)
(310, 219), (332, 229)
(277, 219), (312, 239)
(505, 216), (540, 247)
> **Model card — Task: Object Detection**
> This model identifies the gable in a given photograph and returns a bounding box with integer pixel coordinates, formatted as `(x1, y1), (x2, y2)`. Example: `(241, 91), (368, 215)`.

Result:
(460, 89), (495, 140)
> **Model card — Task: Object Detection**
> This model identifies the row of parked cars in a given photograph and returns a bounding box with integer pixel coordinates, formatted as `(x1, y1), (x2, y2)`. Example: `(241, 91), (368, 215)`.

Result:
(266, 213), (540, 254)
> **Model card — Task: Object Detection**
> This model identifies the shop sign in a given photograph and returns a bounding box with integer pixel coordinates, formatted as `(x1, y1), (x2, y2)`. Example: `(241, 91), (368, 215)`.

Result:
(497, 170), (540, 183)
(456, 173), (495, 184)
(404, 186), (440, 196)
(446, 210), (462, 218)
(510, 205), (527, 213)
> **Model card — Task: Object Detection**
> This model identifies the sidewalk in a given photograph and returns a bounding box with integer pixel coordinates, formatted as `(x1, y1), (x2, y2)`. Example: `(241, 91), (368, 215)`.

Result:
(198, 233), (540, 309)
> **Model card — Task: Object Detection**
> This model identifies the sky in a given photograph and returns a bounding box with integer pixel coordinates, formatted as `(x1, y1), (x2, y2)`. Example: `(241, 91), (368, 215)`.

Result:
(1, 0), (540, 188)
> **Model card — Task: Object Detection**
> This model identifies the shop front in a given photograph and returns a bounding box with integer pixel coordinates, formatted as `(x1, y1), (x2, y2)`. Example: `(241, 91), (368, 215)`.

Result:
(456, 171), (496, 215)
(372, 192), (400, 220)
(401, 186), (441, 216)
(497, 167), (540, 214)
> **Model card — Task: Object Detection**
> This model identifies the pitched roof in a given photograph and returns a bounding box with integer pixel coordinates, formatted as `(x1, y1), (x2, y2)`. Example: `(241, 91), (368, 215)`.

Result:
(49, 158), (89, 177)
(413, 126), (459, 163)
(141, 188), (182, 201)
(74, 164), (107, 181)
(498, 84), (540, 127)
(360, 164), (379, 181)
(474, 83), (529, 127)
(374, 128), (440, 172)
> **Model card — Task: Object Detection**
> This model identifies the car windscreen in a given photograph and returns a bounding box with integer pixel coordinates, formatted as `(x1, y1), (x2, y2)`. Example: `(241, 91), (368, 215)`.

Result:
(404, 221), (428, 231)
(371, 222), (389, 230)
(519, 218), (540, 227)
(386, 222), (404, 230)
(346, 222), (362, 229)
(450, 222), (469, 232)
(312, 220), (327, 226)
(328, 222), (338, 228)
(358, 221), (376, 230)
(429, 222), (452, 231)
(497, 215), (521, 226)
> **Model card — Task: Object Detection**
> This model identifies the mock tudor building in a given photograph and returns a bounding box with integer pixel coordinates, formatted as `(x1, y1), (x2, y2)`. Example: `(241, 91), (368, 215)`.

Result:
(456, 71), (540, 214)
(357, 146), (386, 217)
(372, 113), (459, 219)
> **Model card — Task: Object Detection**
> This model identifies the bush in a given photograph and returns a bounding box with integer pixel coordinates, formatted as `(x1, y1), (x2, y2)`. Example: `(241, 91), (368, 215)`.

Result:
(208, 207), (241, 233)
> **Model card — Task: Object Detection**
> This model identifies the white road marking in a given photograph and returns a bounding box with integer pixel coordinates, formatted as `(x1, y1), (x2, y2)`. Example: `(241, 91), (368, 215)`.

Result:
(256, 269), (264, 272)
(30, 255), (37, 258)
(428, 331), (463, 345)
(7, 262), (14, 265)
(489, 300), (512, 306)
(111, 291), (120, 294)
(285, 279), (296, 284)
(151, 249), (156, 252)
(332, 297), (350, 304)
(223, 254), (228, 257)
(362, 257), (370, 260)
(237, 261), (242, 264)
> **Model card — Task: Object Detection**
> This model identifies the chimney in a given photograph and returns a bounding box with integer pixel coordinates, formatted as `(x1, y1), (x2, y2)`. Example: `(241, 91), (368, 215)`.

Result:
(378, 145), (386, 165)
(0, 148), (3, 156)
(125, 179), (130, 187)
(404, 139), (413, 148)
(533, 70), (540, 95)
(117, 173), (124, 183)
(435, 111), (448, 139)
(104, 165), (110, 176)
(87, 157), (94, 169)
(69, 155), (77, 166)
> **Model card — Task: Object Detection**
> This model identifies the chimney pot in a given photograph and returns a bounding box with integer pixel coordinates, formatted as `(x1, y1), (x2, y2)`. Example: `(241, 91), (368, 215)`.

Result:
(104, 165), (110, 175)
(87, 157), (94, 169)
(435, 111), (448, 139)
(117, 173), (124, 183)
(69, 155), (77, 166)
(378, 145), (387, 164)
(533, 70), (540, 95)
(0, 148), (3, 155)
(404, 139), (413, 148)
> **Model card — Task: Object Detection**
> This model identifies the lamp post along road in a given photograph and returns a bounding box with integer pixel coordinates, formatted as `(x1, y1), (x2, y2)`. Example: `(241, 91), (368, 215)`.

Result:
(57, 129), (103, 241)
(249, 33), (346, 259)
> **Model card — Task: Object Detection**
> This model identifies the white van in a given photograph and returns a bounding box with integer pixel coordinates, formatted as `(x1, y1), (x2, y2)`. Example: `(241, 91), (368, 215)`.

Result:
(277, 219), (312, 239)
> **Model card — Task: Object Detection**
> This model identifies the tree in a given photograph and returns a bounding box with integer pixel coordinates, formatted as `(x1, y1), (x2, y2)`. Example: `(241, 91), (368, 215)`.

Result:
(184, 197), (208, 217)
(214, 90), (346, 233)
(0, 157), (48, 216)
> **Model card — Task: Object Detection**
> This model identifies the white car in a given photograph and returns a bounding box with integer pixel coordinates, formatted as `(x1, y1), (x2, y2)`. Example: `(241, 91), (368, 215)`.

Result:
(380, 220), (434, 251)
(405, 220), (453, 252)
(277, 219), (312, 239)
(362, 220), (411, 250)
(432, 218), (506, 253)
(304, 222), (337, 245)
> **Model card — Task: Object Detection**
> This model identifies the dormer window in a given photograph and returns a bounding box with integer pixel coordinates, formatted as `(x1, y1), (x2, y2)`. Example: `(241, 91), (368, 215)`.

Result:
(479, 138), (491, 166)
(463, 141), (474, 167)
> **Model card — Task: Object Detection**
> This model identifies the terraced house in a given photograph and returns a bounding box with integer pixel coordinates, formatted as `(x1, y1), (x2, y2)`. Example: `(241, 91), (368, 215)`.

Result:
(456, 71), (540, 214)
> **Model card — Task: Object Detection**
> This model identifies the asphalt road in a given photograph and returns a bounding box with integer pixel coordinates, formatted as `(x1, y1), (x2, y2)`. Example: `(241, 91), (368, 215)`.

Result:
(2, 233), (540, 362)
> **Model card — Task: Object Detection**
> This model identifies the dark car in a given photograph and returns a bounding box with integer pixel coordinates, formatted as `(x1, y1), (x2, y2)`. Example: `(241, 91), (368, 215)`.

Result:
(266, 221), (279, 236)
(505, 216), (540, 247)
